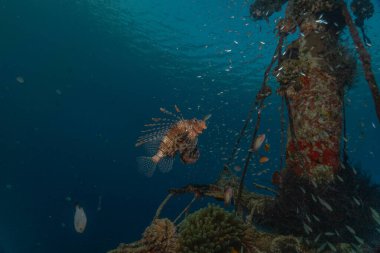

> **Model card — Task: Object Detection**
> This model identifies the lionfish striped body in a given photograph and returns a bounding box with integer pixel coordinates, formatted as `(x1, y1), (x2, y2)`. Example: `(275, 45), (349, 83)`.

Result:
(135, 106), (210, 177)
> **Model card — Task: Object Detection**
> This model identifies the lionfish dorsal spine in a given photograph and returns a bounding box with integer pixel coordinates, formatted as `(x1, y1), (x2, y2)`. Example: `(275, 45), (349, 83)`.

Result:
(160, 107), (182, 120)
(174, 104), (185, 120)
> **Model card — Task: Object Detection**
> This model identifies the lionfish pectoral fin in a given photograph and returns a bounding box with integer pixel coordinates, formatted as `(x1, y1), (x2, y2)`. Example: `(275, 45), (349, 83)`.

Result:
(142, 139), (161, 156)
(203, 114), (212, 121)
(136, 156), (157, 177)
(157, 156), (174, 173)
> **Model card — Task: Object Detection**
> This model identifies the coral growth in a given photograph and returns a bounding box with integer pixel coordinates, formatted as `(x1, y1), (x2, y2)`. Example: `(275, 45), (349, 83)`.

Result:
(142, 218), (179, 253)
(178, 204), (257, 253)
(107, 219), (179, 253)
(270, 235), (301, 253)
(249, 0), (286, 20)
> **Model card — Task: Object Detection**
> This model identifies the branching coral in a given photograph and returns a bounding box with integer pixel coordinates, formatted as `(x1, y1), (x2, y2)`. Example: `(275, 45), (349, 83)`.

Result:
(178, 204), (257, 253)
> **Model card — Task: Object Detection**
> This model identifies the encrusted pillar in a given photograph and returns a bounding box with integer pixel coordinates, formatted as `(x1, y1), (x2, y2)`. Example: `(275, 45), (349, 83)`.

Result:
(257, 0), (356, 183)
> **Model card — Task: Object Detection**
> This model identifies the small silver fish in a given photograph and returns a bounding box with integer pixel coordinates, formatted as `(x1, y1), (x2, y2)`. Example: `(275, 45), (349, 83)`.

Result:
(352, 197), (361, 206)
(316, 19), (328, 25)
(345, 225), (356, 235)
(318, 197), (333, 212)
(314, 233), (322, 243)
(327, 242), (337, 252)
(317, 243), (327, 253)
(354, 235), (364, 245)
(303, 222), (313, 234)
(313, 214), (320, 222)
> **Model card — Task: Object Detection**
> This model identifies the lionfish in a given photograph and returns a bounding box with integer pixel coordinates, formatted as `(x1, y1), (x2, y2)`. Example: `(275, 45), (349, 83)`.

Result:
(135, 105), (211, 177)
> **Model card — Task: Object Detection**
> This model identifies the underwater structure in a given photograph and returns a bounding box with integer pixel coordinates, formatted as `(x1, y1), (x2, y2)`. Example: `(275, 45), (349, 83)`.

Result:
(109, 0), (380, 252)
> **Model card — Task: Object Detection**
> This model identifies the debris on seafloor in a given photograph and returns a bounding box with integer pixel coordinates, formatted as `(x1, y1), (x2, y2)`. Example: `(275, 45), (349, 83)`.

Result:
(109, 0), (380, 252)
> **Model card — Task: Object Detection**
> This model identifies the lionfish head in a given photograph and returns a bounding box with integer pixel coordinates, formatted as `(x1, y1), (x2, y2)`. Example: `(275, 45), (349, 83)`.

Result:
(191, 118), (207, 133)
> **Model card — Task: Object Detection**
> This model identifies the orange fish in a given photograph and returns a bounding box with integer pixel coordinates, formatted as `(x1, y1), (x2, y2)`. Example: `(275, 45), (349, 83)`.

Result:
(272, 171), (283, 186)
(136, 106), (211, 177)
(264, 143), (270, 152)
(259, 156), (269, 163)
(252, 134), (266, 151)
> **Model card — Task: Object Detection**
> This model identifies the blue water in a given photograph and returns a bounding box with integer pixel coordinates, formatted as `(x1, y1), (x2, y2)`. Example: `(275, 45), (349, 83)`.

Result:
(0, 0), (380, 252)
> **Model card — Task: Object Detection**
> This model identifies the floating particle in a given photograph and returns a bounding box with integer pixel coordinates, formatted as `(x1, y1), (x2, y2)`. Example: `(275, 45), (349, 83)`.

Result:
(97, 195), (102, 212)
(74, 204), (87, 233)
(16, 76), (24, 84)
(56, 89), (62, 95)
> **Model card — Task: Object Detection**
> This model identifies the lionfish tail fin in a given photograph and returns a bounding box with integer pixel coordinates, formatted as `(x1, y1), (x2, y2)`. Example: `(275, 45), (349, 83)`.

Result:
(157, 156), (174, 173)
(136, 156), (157, 177)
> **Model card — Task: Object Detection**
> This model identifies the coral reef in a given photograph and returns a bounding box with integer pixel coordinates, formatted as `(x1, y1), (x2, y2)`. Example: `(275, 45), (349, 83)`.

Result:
(178, 204), (258, 253)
